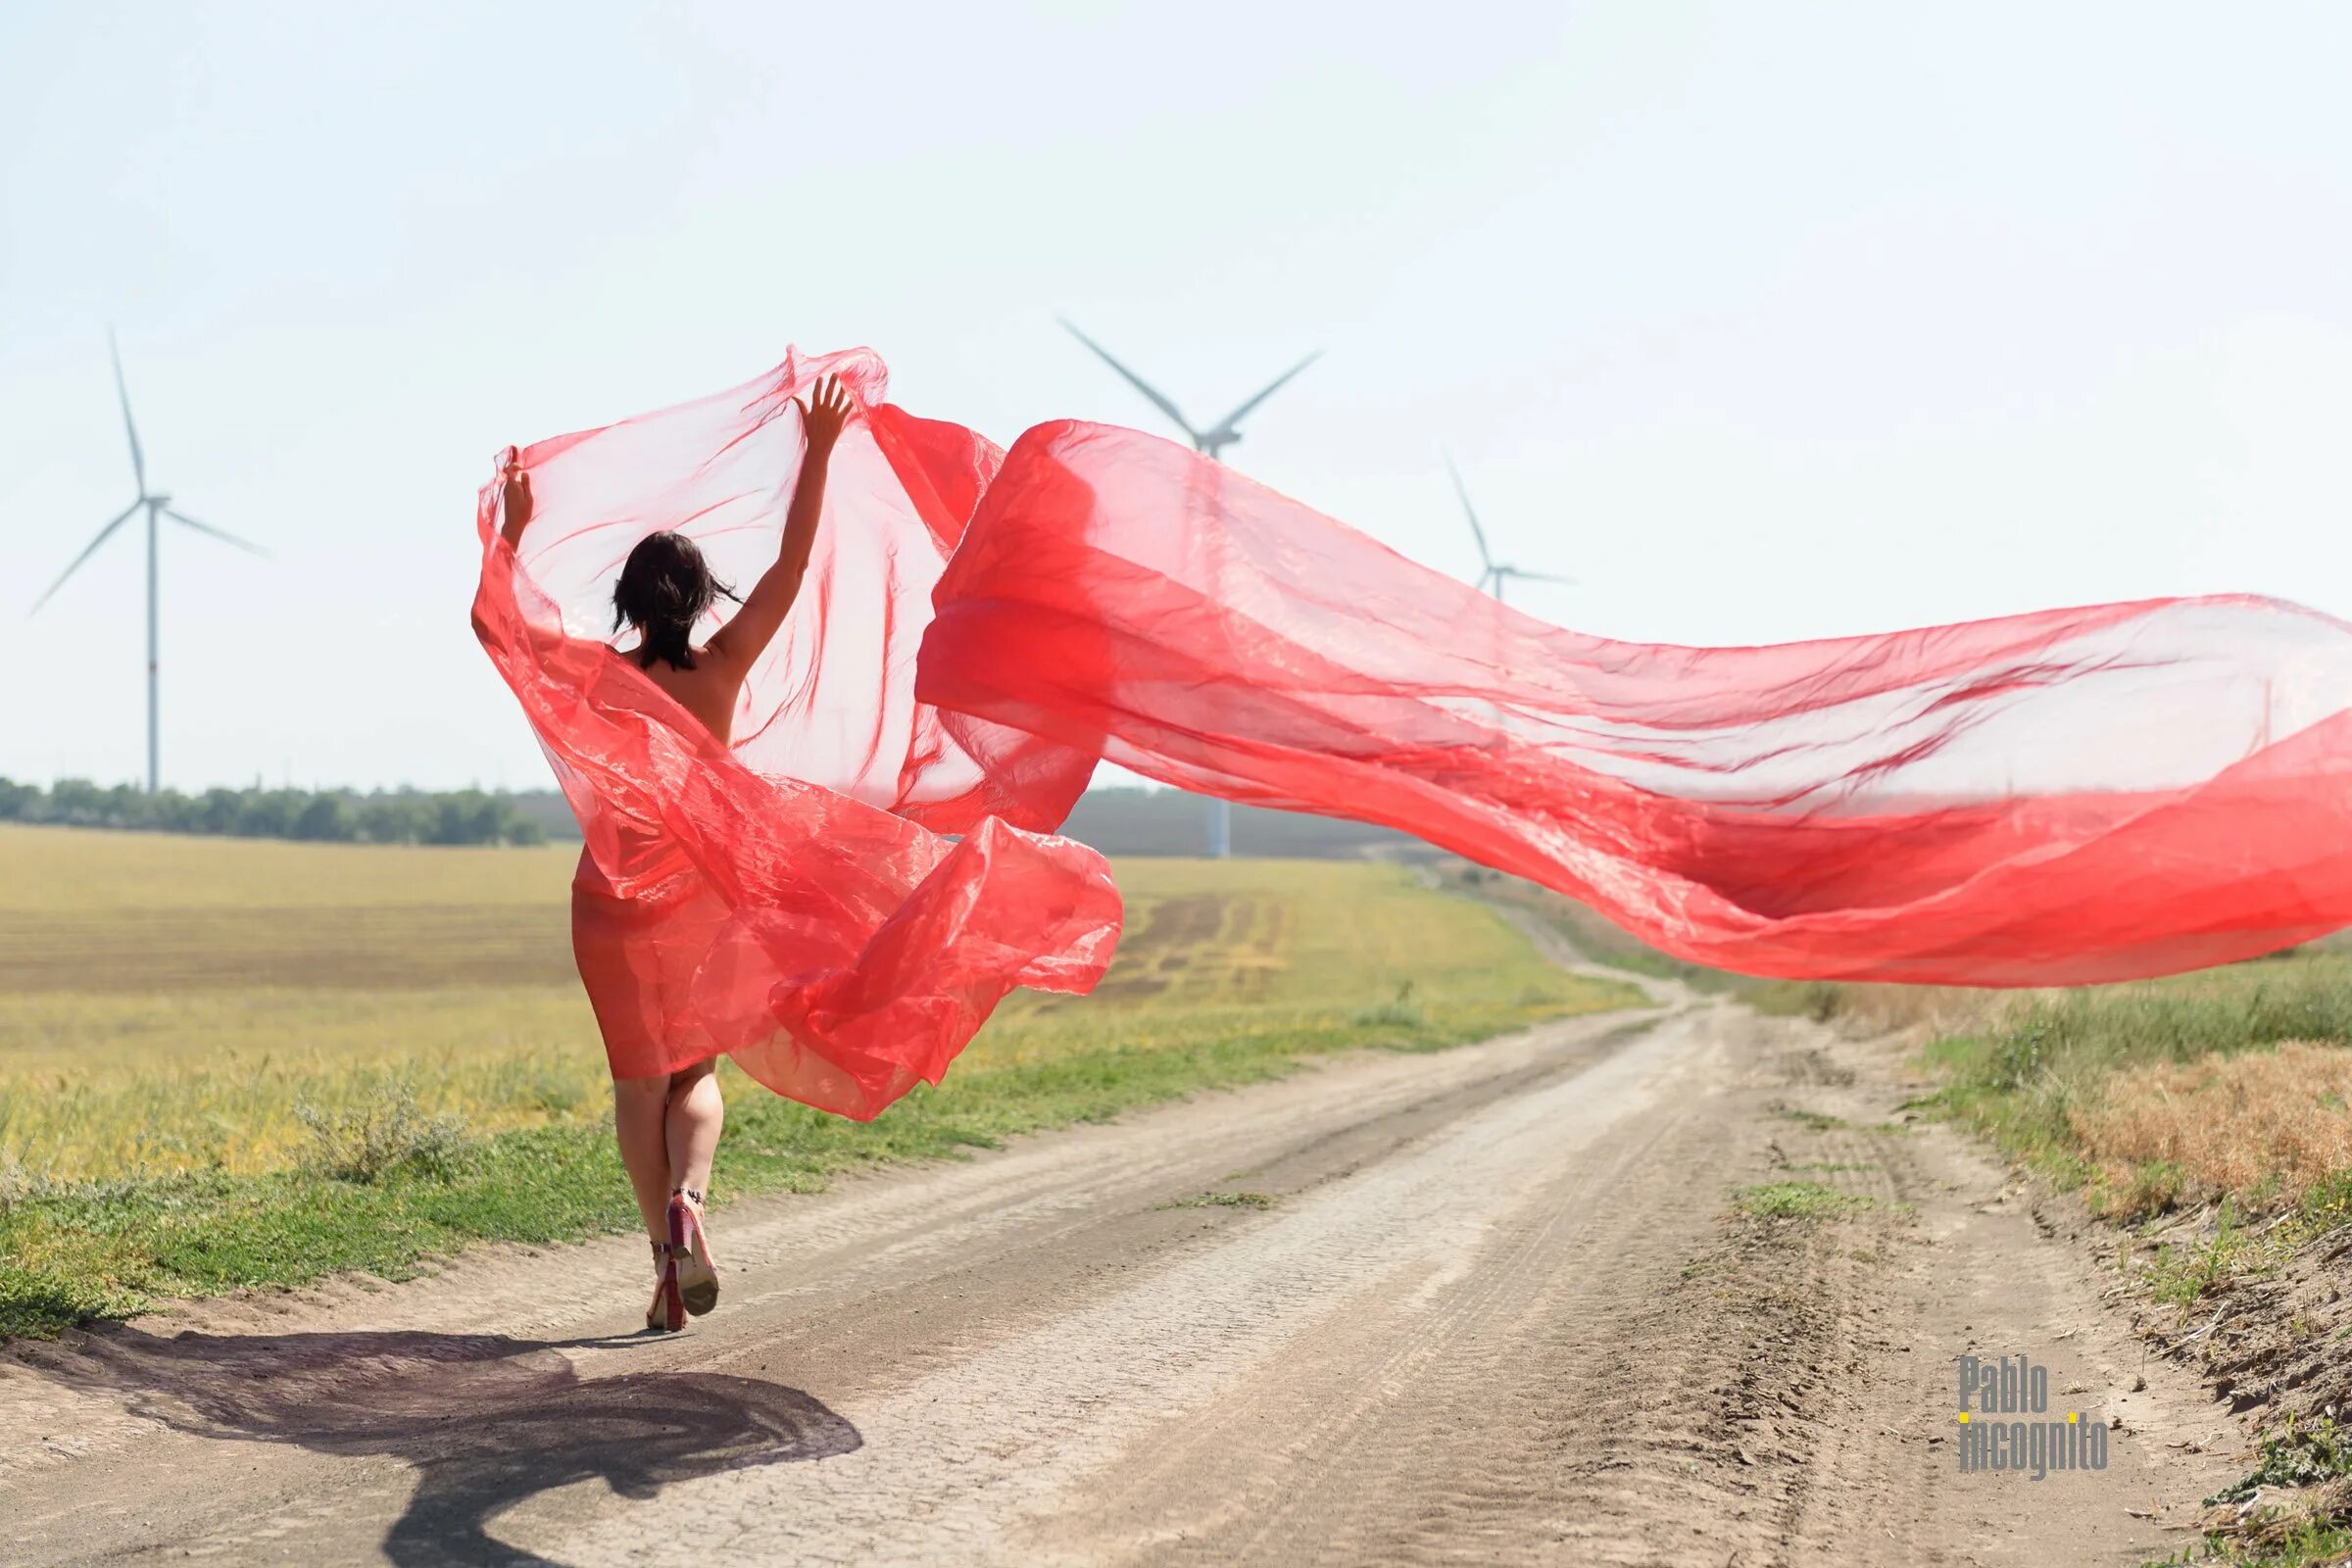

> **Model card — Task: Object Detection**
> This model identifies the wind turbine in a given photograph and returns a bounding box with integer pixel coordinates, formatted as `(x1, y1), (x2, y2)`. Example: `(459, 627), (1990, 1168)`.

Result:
(1057, 318), (1321, 465)
(1057, 318), (1324, 859)
(29, 331), (270, 793)
(1445, 450), (1573, 607)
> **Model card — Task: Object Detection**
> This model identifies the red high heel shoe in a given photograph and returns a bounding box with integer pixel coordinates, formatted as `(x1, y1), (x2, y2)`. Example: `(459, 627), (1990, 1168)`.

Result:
(668, 1188), (719, 1317)
(646, 1240), (687, 1334)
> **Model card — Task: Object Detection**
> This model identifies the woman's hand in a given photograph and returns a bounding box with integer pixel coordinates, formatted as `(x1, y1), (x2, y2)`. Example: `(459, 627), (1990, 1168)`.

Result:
(498, 448), (534, 549)
(794, 374), (854, 453)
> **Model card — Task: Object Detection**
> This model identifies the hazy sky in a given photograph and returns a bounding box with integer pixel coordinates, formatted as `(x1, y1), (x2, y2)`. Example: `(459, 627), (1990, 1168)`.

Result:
(5, 2), (2349, 792)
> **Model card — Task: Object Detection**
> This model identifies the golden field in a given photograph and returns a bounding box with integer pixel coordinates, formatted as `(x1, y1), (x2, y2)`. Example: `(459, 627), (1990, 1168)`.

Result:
(0, 823), (1638, 1183)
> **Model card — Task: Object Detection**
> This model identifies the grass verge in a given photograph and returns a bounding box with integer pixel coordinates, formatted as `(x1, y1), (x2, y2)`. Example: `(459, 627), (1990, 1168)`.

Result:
(1907, 956), (2352, 1224)
(0, 1026), (1491, 1339)
(9, 869), (1646, 1335)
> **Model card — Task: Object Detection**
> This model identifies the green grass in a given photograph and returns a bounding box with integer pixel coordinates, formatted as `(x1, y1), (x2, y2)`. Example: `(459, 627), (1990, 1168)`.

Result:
(1158, 1191), (1278, 1210)
(1, 1034), (1353, 1339)
(2141, 1200), (2262, 1308)
(2148, 1526), (2352, 1568)
(0, 832), (1642, 1178)
(1771, 1106), (1908, 1136)
(0, 830), (1643, 1338)
(1912, 955), (2352, 1208)
(2211, 1417), (2352, 1504)
(1732, 1181), (1876, 1221)
(1443, 864), (1744, 994)
(2143, 1417), (2352, 1567)
(1745, 978), (1852, 1021)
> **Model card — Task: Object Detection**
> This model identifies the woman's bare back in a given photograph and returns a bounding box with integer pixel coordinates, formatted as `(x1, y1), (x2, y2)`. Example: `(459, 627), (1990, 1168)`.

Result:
(629, 648), (745, 748)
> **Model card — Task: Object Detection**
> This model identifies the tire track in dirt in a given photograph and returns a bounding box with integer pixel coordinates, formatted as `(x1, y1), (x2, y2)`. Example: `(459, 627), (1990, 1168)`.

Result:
(550, 1008), (1728, 1568)
(1043, 1014), (1742, 1566)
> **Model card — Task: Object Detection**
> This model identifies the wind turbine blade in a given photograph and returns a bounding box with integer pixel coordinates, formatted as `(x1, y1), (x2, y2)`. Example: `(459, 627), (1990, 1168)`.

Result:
(1444, 449), (1494, 571)
(1056, 318), (1200, 441)
(1210, 350), (1322, 434)
(28, 501), (139, 614)
(110, 327), (147, 496)
(165, 508), (270, 558)
(1503, 568), (1577, 585)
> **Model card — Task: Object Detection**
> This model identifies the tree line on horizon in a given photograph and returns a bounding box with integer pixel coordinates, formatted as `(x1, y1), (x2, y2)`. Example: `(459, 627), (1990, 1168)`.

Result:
(0, 777), (1429, 858)
(0, 777), (549, 847)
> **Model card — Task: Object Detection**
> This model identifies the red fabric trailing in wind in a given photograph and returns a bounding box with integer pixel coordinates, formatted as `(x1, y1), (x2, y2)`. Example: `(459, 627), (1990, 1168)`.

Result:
(919, 419), (2352, 987)
(477, 347), (2352, 1123)
(470, 350), (1118, 1120)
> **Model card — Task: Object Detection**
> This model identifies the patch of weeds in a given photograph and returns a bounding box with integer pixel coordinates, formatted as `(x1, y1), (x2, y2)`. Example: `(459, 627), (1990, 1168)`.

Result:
(0, 1157), (63, 1209)
(1772, 1107), (1910, 1136)
(1749, 980), (1848, 1023)
(2300, 1170), (2352, 1237)
(2210, 1417), (2352, 1504)
(1158, 1191), (1278, 1211)
(518, 1067), (591, 1119)
(2143, 1202), (2264, 1309)
(2161, 1417), (2352, 1567)
(1351, 980), (1427, 1032)
(2148, 1523), (2352, 1567)
(1734, 1181), (1876, 1221)
(293, 1084), (472, 1184)
(2108, 1160), (2191, 1222)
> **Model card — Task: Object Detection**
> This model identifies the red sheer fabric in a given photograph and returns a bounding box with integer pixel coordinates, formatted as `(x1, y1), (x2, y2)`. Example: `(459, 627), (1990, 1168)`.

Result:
(470, 351), (1118, 1119)
(476, 349), (2352, 1122)
(921, 420), (2352, 986)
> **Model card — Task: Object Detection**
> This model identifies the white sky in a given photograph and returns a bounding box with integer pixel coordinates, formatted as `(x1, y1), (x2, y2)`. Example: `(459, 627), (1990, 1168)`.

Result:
(4, 1), (2349, 792)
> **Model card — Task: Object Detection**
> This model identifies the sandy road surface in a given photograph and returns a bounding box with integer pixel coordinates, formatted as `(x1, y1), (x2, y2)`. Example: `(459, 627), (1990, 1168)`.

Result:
(3, 949), (2247, 1566)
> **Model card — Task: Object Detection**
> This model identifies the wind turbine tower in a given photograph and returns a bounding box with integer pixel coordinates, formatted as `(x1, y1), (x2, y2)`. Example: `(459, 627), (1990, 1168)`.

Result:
(1058, 318), (1323, 858)
(30, 332), (270, 792)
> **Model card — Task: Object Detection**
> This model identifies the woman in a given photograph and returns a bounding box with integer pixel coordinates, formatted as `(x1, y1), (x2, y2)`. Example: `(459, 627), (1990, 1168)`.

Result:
(498, 373), (857, 1333)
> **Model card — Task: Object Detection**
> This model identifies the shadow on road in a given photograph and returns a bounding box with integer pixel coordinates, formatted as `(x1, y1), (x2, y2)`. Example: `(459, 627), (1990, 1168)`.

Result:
(15, 1325), (859, 1565)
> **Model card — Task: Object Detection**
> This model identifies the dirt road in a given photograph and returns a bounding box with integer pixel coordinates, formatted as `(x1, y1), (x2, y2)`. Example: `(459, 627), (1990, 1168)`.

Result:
(1, 947), (2248, 1566)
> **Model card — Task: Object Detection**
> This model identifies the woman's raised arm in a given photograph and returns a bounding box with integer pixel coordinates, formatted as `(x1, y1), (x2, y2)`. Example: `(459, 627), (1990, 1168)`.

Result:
(707, 374), (854, 672)
(497, 448), (533, 552)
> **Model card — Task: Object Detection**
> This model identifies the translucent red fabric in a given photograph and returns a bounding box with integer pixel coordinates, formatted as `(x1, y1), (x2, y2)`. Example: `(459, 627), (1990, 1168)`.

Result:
(476, 348), (2352, 1118)
(924, 420), (2352, 986)
(470, 350), (1117, 1119)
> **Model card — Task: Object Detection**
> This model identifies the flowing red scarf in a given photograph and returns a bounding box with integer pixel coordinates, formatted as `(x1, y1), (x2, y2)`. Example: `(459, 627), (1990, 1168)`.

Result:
(476, 349), (2352, 1112)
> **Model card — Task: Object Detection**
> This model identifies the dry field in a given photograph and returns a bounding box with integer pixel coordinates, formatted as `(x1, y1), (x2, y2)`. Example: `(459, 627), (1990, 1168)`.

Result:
(0, 823), (1635, 1184)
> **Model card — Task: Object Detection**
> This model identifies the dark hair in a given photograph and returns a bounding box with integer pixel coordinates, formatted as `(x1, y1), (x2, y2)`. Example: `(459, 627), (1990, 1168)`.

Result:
(612, 532), (737, 670)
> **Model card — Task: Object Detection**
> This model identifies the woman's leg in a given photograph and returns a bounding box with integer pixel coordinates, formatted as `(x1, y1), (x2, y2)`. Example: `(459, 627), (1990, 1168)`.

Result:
(664, 1058), (724, 1200)
(612, 1073), (675, 1242)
